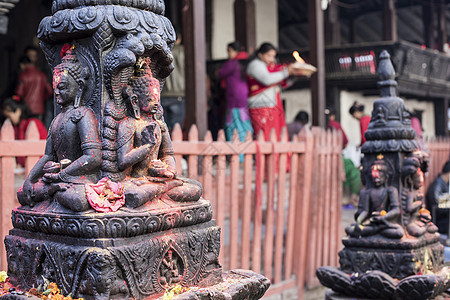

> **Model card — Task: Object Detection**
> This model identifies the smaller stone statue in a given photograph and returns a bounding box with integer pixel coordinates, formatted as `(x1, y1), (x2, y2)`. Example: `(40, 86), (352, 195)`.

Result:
(346, 156), (404, 239)
(18, 45), (102, 212)
(401, 156), (438, 237)
(115, 58), (202, 208)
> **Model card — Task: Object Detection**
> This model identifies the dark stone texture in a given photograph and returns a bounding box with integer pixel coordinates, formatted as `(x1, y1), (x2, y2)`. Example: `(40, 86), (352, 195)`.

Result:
(11, 198), (213, 238)
(159, 270), (271, 300)
(6, 221), (222, 299)
(0, 270), (270, 300)
(339, 237), (443, 279)
(318, 267), (450, 300)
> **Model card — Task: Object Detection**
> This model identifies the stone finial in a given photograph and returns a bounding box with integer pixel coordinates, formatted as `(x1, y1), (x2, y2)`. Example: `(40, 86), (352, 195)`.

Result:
(377, 50), (398, 98)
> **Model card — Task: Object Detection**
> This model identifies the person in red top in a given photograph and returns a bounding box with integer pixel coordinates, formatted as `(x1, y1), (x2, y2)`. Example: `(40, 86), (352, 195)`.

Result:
(246, 42), (303, 141)
(326, 107), (348, 148)
(14, 55), (53, 120)
(2, 96), (48, 167)
(349, 101), (371, 146)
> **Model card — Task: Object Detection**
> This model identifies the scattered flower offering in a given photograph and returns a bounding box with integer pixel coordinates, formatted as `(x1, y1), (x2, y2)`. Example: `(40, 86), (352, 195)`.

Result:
(85, 177), (125, 212)
(0, 271), (7, 283)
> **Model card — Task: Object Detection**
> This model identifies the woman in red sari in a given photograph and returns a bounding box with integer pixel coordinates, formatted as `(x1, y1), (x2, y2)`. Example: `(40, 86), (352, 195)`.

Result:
(246, 42), (301, 140)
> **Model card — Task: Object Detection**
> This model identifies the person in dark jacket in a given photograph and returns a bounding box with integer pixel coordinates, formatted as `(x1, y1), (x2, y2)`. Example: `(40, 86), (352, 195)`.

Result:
(286, 110), (308, 141)
(426, 160), (450, 233)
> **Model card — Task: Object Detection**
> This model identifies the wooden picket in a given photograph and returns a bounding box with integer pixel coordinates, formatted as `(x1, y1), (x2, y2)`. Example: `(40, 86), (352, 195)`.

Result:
(0, 120), (46, 271)
(5, 121), (448, 297)
(170, 125), (344, 297)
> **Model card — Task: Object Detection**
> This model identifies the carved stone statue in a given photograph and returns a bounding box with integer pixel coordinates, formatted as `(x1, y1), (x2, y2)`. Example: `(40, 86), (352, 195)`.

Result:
(4, 1), (270, 299)
(116, 58), (202, 208)
(346, 157), (404, 239)
(317, 51), (448, 299)
(18, 46), (102, 212)
(401, 156), (438, 237)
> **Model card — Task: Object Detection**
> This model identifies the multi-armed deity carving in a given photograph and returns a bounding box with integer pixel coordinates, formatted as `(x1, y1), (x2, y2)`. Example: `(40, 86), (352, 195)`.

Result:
(317, 51), (450, 300)
(4, 1), (270, 299)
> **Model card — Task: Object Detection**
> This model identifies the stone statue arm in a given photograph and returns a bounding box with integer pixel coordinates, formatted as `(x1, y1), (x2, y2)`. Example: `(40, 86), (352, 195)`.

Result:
(405, 190), (422, 213)
(63, 117), (102, 178)
(45, 111), (102, 182)
(116, 120), (151, 171)
(355, 189), (369, 226)
(157, 122), (177, 177)
(376, 186), (400, 222)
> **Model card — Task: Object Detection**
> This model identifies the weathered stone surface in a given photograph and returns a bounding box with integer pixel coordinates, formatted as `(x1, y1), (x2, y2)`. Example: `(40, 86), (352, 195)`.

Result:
(155, 270), (270, 300)
(6, 221), (222, 299)
(318, 266), (450, 300)
(340, 236), (443, 279)
(11, 198), (212, 238)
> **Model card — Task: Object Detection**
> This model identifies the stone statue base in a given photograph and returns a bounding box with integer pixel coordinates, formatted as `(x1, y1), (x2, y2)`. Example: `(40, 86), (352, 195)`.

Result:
(5, 198), (270, 299)
(318, 267), (450, 300)
(339, 234), (444, 279)
(5, 218), (222, 299)
(0, 270), (270, 300)
(324, 288), (450, 300)
(317, 233), (450, 300)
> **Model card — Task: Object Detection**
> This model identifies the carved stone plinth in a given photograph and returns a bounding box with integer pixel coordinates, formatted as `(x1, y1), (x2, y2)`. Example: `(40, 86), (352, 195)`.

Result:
(5, 201), (223, 300)
(10, 198), (213, 239)
(317, 267), (450, 300)
(339, 235), (444, 279)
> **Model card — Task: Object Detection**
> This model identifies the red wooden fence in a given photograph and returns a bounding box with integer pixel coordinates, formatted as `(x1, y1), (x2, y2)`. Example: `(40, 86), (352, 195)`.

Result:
(170, 124), (344, 297)
(0, 120), (45, 272)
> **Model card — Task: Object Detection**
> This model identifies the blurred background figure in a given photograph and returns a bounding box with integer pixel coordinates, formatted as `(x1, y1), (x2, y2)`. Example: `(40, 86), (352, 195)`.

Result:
(286, 110), (308, 140)
(408, 109), (423, 139)
(24, 44), (54, 128)
(426, 160), (450, 235)
(246, 42), (302, 141)
(349, 101), (370, 147)
(218, 41), (253, 143)
(24, 45), (39, 66)
(1, 96), (47, 168)
(160, 32), (185, 133)
(326, 107), (348, 148)
(14, 55), (52, 121)
(326, 107), (360, 208)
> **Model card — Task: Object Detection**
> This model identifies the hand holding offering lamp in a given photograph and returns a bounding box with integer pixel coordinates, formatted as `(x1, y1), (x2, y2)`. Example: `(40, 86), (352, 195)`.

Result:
(290, 50), (317, 77)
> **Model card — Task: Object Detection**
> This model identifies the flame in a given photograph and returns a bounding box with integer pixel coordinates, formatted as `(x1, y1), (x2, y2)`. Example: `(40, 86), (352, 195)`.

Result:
(293, 51), (305, 64)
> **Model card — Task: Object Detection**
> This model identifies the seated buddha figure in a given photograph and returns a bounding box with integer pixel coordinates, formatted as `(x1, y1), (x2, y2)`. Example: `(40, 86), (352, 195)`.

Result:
(116, 60), (202, 208)
(18, 46), (102, 212)
(401, 156), (438, 237)
(346, 157), (404, 239)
